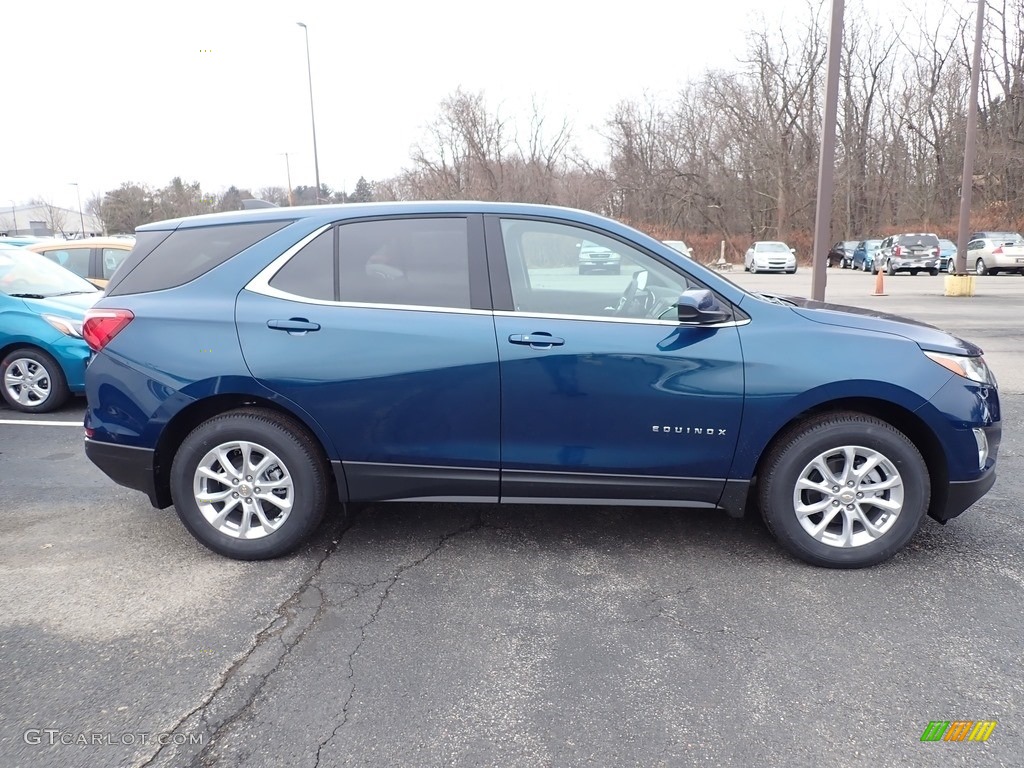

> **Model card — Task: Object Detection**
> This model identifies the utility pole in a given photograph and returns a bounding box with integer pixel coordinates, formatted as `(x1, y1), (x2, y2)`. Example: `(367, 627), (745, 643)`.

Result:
(810, 0), (845, 302)
(954, 0), (986, 276)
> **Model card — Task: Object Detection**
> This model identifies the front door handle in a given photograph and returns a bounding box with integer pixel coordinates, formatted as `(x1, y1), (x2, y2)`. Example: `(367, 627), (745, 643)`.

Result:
(508, 333), (564, 348)
(267, 318), (321, 333)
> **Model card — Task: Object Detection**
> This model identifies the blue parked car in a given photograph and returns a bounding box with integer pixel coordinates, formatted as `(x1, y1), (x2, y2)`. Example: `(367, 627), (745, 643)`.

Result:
(0, 247), (100, 412)
(852, 239), (882, 272)
(81, 203), (1001, 568)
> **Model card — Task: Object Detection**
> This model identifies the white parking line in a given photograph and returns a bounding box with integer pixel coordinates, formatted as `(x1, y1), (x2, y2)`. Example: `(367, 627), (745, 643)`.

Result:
(0, 419), (82, 426)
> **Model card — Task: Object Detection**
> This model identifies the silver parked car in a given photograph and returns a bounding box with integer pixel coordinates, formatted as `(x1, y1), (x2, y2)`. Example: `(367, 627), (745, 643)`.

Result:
(967, 233), (1024, 275)
(877, 233), (940, 276)
(744, 241), (797, 274)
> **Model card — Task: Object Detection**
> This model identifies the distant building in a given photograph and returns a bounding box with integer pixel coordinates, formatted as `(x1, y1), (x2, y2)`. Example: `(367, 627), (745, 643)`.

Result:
(0, 203), (103, 238)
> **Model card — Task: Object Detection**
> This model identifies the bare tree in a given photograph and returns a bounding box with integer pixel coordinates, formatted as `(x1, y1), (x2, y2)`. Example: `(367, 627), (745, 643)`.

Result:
(30, 198), (69, 236)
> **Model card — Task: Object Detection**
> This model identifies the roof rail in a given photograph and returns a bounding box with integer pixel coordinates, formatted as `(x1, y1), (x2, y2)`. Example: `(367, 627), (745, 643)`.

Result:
(241, 199), (279, 210)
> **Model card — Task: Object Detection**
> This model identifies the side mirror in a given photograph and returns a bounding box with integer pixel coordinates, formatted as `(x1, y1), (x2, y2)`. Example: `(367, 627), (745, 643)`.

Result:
(676, 289), (730, 324)
(790, 248), (796, 254)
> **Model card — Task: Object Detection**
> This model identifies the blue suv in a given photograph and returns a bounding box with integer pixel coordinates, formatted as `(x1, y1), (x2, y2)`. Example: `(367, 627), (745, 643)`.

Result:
(82, 203), (1001, 568)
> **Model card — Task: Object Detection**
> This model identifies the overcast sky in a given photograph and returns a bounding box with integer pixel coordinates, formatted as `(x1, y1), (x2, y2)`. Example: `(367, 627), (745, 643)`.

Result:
(4, 0), (943, 211)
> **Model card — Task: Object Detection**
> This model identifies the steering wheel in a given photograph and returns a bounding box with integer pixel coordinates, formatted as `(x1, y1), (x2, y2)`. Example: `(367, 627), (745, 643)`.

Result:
(613, 270), (650, 317)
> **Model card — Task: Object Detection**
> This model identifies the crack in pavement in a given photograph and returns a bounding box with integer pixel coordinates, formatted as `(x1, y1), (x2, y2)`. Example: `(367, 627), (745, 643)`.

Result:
(134, 513), (354, 768)
(313, 511), (487, 768)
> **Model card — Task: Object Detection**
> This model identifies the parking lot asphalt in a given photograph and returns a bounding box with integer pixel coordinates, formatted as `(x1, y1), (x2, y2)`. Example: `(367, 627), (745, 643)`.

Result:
(2, 267), (1021, 767)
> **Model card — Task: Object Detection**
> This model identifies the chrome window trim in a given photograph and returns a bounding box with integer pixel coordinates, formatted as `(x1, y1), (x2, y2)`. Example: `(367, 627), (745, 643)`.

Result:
(246, 222), (488, 314)
(493, 310), (749, 329)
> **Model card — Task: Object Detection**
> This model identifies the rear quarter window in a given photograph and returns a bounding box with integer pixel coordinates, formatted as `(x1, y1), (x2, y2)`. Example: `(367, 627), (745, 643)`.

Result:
(106, 220), (291, 296)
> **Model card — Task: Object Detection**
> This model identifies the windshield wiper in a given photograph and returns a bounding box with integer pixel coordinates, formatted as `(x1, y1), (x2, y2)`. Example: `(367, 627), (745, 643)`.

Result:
(757, 293), (795, 306)
(8, 293), (47, 299)
(47, 290), (97, 296)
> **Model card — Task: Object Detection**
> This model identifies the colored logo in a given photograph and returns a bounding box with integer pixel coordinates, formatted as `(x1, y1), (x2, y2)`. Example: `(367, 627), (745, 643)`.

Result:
(920, 720), (997, 742)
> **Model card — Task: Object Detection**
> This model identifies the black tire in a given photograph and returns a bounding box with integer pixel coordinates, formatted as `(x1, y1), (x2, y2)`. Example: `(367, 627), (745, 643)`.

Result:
(929, 268), (939, 276)
(975, 258), (988, 276)
(578, 266), (588, 275)
(170, 408), (329, 560)
(886, 260), (896, 276)
(758, 412), (929, 568)
(0, 347), (70, 413)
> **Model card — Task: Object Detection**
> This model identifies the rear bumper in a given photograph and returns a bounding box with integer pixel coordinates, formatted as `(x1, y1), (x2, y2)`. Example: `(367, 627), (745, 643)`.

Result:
(84, 438), (168, 508)
(891, 259), (938, 270)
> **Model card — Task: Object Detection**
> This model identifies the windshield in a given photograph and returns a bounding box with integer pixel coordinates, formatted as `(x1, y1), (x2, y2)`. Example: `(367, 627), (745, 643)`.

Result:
(756, 242), (791, 253)
(842, 241), (858, 249)
(0, 247), (100, 298)
(864, 240), (882, 249)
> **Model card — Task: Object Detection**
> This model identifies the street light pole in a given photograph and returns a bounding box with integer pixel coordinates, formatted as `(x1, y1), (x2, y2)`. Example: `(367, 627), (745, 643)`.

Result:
(282, 152), (295, 206)
(810, 0), (845, 302)
(69, 182), (87, 238)
(954, 0), (986, 275)
(296, 22), (322, 204)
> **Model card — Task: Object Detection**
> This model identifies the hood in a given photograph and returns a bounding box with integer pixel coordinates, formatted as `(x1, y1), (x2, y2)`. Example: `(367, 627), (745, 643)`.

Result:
(19, 291), (100, 319)
(764, 294), (982, 356)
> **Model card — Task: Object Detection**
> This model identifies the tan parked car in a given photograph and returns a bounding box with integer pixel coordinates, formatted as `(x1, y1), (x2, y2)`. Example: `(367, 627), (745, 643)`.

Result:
(967, 232), (1024, 276)
(26, 237), (134, 288)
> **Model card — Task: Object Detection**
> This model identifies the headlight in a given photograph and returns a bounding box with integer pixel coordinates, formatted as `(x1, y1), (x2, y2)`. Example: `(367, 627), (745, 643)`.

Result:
(924, 351), (997, 387)
(42, 314), (84, 338)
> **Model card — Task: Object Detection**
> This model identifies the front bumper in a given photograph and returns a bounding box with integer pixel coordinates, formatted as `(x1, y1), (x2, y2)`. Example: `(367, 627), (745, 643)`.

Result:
(932, 465), (997, 522)
(84, 437), (168, 508)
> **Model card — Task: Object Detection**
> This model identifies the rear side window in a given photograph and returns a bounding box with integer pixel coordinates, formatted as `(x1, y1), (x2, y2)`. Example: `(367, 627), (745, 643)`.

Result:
(336, 218), (471, 309)
(107, 220), (290, 296)
(268, 229), (335, 301)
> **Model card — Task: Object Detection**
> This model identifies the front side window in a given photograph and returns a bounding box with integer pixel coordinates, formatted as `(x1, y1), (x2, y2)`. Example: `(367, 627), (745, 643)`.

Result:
(499, 219), (689, 320)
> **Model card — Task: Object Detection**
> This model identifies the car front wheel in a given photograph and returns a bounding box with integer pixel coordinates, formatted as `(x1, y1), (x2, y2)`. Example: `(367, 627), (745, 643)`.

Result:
(758, 412), (929, 568)
(170, 408), (329, 560)
(1, 348), (70, 413)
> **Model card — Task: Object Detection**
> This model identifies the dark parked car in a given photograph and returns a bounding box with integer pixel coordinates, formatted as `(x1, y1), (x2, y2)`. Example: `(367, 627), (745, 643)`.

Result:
(853, 239), (882, 272)
(877, 233), (941, 275)
(82, 202), (1001, 569)
(937, 239), (956, 273)
(827, 241), (859, 268)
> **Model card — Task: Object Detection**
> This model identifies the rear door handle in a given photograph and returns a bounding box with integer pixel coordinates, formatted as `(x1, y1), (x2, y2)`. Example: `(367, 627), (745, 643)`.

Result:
(267, 318), (321, 333)
(508, 333), (564, 348)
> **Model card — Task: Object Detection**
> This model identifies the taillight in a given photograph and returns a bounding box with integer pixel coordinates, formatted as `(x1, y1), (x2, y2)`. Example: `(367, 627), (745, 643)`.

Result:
(894, 246), (902, 256)
(82, 309), (134, 352)
(993, 246), (1003, 255)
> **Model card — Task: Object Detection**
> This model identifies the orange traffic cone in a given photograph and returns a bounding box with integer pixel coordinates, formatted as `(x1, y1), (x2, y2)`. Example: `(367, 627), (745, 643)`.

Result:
(872, 266), (887, 296)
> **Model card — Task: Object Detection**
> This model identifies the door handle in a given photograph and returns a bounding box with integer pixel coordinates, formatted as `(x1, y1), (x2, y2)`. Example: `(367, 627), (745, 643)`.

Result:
(267, 318), (321, 333)
(508, 333), (564, 348)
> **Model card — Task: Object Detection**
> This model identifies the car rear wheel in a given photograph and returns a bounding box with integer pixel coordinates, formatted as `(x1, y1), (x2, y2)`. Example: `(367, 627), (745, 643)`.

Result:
(976, 258), (988, 276)
(886, 260), (895, 275)
(170, 408), (328, 560)
(929, 268), (939, 276)
(758, 412), (929, 568)
(0, 348), (70, 413)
